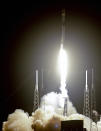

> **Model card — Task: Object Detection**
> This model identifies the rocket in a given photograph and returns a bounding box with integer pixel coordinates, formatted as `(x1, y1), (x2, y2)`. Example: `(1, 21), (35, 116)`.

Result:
(61, 9), (68, 116)
(61, 9), (65, 45)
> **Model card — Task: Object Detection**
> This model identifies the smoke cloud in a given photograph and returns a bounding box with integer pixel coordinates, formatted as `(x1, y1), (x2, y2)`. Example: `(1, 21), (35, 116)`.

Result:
(2, 108), (99, 131)
(2, 92), (100, 131)
(2, 109), (33, 131)
(40, 92), (77, 116)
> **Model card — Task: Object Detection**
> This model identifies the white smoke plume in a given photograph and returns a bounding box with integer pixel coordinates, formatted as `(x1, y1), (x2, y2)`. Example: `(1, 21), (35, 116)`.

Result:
(31, 108), (65, 131)
(2, 107), (100, 131)
(97, 116), (101, 131)
(40, 92), (77, 116)
(2, 109), (33, 131)
(1, 91), (100, 131)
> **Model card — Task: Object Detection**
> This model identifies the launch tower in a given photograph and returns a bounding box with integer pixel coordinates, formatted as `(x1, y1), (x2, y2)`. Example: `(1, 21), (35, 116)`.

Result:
(63, 97), (68, 116)
(83, 70), (90, 118)
(33, 70), (39, 112)
(91, 69), (97, 122)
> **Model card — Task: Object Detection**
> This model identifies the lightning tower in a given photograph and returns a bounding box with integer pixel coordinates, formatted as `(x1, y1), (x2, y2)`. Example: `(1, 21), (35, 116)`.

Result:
(91, 68), (97, 122)
(83, 70), (90, 117)
(33, 70), (39, 112)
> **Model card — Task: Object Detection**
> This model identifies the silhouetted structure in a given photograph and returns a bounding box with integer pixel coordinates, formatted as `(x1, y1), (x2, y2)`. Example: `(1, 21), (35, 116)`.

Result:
(91, 69), (98, 122)
(61, 120), (86, 131)
(83, 70), (90, 118)
(33, 70), (39, 112)
(63, 97), (67, 116)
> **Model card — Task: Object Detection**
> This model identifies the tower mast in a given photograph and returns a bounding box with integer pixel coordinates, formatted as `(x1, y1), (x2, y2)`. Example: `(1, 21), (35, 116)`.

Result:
(91, 68), (97, 122)
(33, 70), (39, 112)
(83, 70), (90, 117)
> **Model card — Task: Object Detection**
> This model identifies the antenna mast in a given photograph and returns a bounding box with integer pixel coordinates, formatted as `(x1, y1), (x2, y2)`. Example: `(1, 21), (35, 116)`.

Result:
(83, 70), (90, 117)
(91, 68), (97, 122)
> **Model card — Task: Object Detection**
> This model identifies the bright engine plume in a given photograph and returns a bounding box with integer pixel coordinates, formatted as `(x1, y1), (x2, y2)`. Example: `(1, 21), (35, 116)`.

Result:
(58, 44), (68, 97)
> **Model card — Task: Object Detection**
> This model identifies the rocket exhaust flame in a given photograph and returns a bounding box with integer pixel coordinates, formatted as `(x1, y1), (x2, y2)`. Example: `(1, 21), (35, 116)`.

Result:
(58, 44), (68, 97)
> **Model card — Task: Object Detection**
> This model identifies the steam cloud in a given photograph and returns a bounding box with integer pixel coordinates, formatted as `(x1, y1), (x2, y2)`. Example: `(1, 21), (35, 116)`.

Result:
(40, 92), (77, 116)
(2, 92), (101, 131)
(2, 109), (33, 131)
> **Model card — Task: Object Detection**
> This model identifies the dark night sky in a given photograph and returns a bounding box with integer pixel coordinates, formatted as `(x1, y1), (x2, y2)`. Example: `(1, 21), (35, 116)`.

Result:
(1, 2), (101, 128)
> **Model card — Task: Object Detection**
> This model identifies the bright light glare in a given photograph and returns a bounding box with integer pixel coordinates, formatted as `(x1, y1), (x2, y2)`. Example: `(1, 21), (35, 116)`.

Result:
(58, 44), (68, 97)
